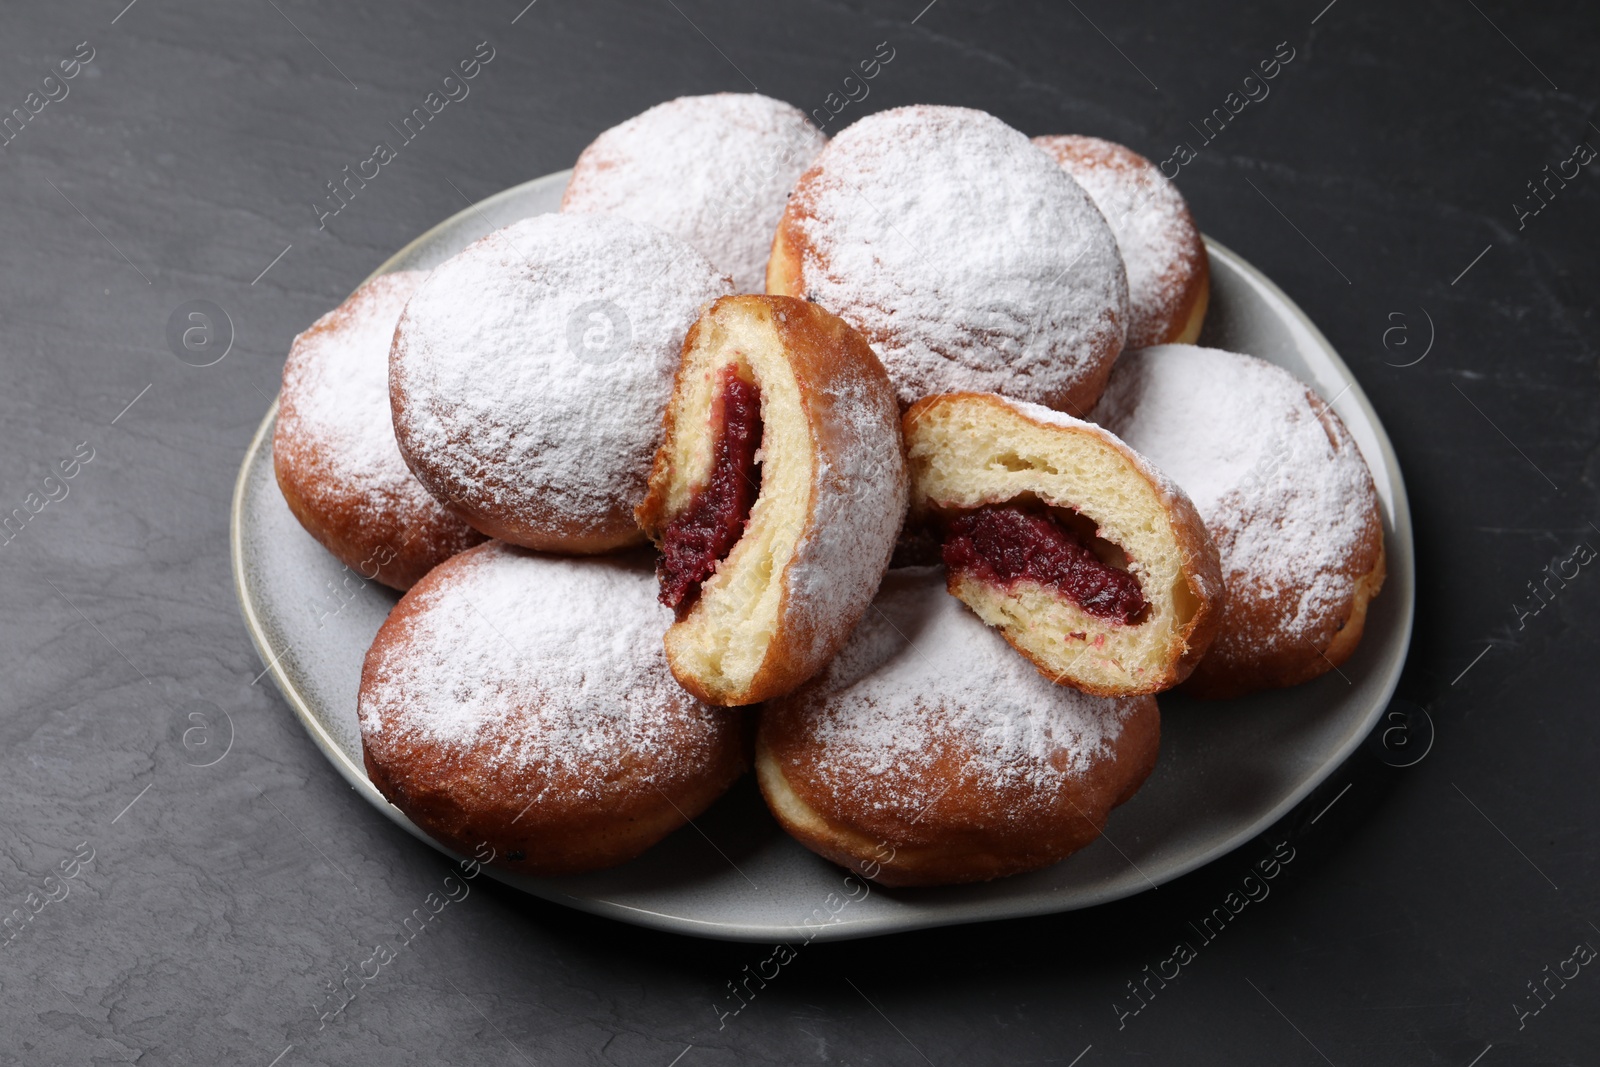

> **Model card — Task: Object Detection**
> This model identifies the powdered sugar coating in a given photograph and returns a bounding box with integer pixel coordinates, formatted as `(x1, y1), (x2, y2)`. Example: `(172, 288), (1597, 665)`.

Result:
(1094, 345), (1382, 656)
(766, 301), (909, 673)
(782, 106), (1129, 410)
(391, 213), (733, 549)
(562, 93), (827, 293)
(1035, 136), (1206, 348)
(771, 568), (1146, 821)
(640, 296), (908, 705)
(280, 272), (432, 513)
(274, 271), (484, 586)
(359, 543), (735, 802)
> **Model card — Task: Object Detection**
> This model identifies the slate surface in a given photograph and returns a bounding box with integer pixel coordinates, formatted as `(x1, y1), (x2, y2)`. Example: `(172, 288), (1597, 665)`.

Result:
(0, 1), (1595, 1064)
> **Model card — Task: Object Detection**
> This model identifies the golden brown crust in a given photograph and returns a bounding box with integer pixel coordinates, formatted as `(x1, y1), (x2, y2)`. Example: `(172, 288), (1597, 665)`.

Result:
(409, 486), (643, 555)
(757, 681), (1160, 887)
(1183, 512), (1386, 700)
(1053, 346), (1121, 421)
(902, 392), (1224, 696)
(1170, 250), (1211, 346)
(1179, 386), (1387, 700)
(731, 298), (898, 702)
(273, 274), (485, 591)
(358, 544), (749, 876)
(271, 456), (483, 591)
(637, 295), (908, 706)
(361, 731), (744, 877)
(764, 220), (805, 300)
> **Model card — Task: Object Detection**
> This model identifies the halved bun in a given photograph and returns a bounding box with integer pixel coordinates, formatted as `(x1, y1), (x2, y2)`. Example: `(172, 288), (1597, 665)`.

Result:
(904, 392), (1223, 696)
(637, 295), (907, 705)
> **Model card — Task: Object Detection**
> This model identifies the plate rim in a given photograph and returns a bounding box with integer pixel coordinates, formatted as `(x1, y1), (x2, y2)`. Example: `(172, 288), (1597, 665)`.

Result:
(231, 170), (1416, 941)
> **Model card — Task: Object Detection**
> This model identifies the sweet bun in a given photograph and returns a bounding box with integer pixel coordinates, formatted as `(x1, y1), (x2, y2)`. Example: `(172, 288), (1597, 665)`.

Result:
(358, 542), (747, 876)
(636, 295), (907, 706)
(1033, 135), (1209, 347)
(1094, 345), (1386, 699)
(390, 213), (732, 553)
(903, 392), (1223, 696)
(758, 569), (1159, 887)
(768, 105), (1129, 413)
(562, 93), (827, 293)
(274, 271), (485, 590)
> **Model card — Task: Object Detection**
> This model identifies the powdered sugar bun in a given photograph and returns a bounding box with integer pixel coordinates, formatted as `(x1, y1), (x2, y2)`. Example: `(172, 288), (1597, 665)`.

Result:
(562, 93), (827, 293)
(768, 105), (1129, 413)
(1093, 345), (1386, 699)
(636, 295), (907, 706)
(903, 392), (1223, 696)
(390, 213), (734, 553)
(1034, 135), (1209, 348)
(274, 271), (485, 591)
(359, 542), (747, 876)
(757, 568), (1159, 887)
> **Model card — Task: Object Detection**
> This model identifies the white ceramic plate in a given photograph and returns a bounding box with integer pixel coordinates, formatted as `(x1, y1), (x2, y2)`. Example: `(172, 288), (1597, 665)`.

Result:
(232, 170), (1414, 942)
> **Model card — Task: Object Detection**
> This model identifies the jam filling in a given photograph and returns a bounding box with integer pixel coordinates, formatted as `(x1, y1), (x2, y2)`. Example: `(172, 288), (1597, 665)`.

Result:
(657, 365), (763, 609)
(941, 504), (1148, 624)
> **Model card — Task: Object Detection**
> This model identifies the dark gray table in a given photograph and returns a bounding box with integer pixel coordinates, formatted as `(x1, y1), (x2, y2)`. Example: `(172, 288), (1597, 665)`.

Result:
(2, 1), (1595, 1063)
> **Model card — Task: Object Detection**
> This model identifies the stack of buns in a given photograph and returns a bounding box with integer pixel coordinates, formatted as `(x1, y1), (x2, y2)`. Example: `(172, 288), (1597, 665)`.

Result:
(273, 94), (1385, 886)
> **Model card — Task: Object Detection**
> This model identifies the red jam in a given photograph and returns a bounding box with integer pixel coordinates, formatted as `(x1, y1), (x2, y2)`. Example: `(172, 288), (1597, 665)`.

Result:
(942, 504), (1147, 624)
(657, 365), (763, 609)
